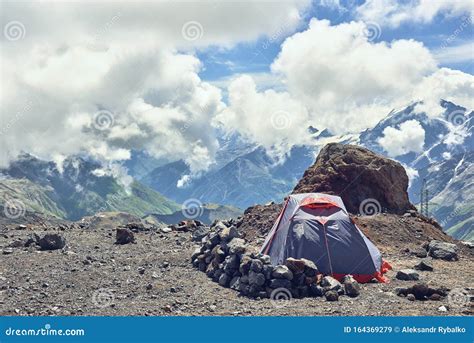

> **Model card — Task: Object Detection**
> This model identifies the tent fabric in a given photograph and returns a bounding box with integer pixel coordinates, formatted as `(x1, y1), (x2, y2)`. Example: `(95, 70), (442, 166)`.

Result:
(260, 193), (390, 283)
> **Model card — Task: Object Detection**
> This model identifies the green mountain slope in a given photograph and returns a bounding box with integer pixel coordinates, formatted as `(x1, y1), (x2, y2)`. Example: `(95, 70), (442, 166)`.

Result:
(0, 155), (179, 221)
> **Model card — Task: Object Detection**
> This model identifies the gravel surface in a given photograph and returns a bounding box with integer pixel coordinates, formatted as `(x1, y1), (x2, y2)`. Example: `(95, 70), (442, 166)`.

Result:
(1, 220), (473, 316)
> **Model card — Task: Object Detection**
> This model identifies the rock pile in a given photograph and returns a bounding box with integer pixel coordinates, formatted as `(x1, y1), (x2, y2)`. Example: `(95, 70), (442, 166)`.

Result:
(191, 221), (361, 301)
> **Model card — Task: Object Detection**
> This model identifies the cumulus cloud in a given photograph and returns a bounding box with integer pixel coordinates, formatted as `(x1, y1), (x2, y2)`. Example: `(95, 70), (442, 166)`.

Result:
(214, 75), (312, 160)
(378, 120), (426, 157)
(1, 2), (473, 176)
(0, 1), (311, 172)
(413, 68), (474, 117)
(271, 19), (438, 134)
(355, 0), (474, 27)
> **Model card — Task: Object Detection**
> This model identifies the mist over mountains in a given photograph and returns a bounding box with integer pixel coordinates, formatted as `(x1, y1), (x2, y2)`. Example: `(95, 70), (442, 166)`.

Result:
(1, 100), (472, 241)
(134, 100), (473, 239)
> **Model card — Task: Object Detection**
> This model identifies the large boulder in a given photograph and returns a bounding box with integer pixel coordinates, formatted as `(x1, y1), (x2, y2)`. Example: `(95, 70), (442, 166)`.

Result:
(115, 228), (135, 245)
(38, 233), (66, 250)
(292, 143), (415, 214)
(428, 240), (458, 261)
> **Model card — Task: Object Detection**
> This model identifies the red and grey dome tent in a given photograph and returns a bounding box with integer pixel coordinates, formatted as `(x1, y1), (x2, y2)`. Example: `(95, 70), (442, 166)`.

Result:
(260, 193), (391, 283)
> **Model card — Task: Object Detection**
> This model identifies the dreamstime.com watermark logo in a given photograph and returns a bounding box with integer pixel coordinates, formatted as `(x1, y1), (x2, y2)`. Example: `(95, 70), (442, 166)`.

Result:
(447, 109), (467, 127)
(92, 288), (115, 308)
(361, 21), (381, 42)
(270, 287), (293, 308)
(271, 110), (292, 130)
(181, 21), (204, 41)
(3, 198), (26, 219)
(3, 20), (26, 41)
(359, 198), (382, 216)
(5, 323), (85, 337)
(93, 110), (115, 131)
(181, 198), (204, 219)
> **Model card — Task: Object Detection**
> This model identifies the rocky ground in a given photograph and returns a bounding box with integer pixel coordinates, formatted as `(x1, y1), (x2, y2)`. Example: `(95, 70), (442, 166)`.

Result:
(1, 215), (472, 317)
(1, 143), (472, 316)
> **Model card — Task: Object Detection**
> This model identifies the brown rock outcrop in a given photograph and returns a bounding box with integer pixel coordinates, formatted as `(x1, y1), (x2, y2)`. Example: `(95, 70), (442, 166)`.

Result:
(292, 143), (415, 214)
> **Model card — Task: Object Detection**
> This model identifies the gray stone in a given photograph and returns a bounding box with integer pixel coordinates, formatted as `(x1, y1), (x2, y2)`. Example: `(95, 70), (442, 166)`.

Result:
(212, 220), (228, 231)
(285, 257), (306, 274)
(269, 278), (292, 289)
(293, 273), (306, 286)
(262, 265), (273, 280)
(259, 254), (271, 265)
(295, 286), (309, 298)
(309, 284), (324, 297)
(207, 232), (221, 248)
(211, 245), (226, 263)
(428, 240), (458, 261)
(248, 271), (266, 286)
(342, 275), (360, 297)
(39, 233), (66, 250)
(160, 227), (172, 233)
(250, 259), (263, 273)
(218, 273), (230, 287)
(321, 276), (343, 294)
(239, 255), (252, 274)
(248, 284), (263, 297)
(302, 259), (318, 277)
(396, 269), (420, 281)
(285, 258), (318, 275)
(325, 290), (339, 301)
(272, 265), (293, 280)
(229, 276), (240, 290)
(218, 225), (239, 242)
(228, 238), (247, 255)
(414, 258), (434, 271)
(240, 275), (249, 284)
(407, 294), (416, 301)
(192, 226), (210, 241)
(213, 268), (224, 282)
(191, 247), (201, 262)
(223, 255), (240, 273)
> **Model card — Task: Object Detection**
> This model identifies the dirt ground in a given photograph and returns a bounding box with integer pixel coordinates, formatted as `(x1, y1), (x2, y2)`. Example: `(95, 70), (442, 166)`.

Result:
(1, 219), (472, 317)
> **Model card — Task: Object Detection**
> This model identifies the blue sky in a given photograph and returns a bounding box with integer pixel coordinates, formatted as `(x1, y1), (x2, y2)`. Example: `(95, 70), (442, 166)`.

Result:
(198, 0), (473, 84)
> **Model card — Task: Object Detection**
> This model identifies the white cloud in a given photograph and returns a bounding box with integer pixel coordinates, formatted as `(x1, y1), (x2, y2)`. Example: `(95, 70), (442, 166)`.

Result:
(403, 164), (419, 186)
(214, 75), (312, 160)
(433, 41), (474, 64)
(413, 68), (474, 117)
(1, 2), (473, 174)
(271, 19), (438, 134)
(355, 0), (474, 28)
(0, 1), (311, 171)
(378, 120), (426, 157)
